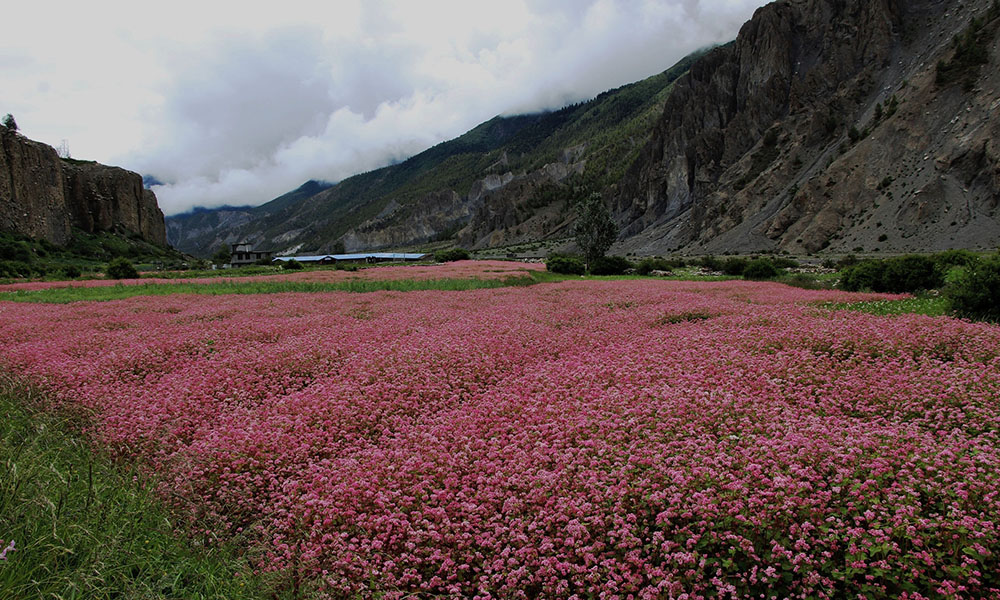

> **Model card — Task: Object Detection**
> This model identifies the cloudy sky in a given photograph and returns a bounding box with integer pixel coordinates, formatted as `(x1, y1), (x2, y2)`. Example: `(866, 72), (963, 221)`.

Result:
(3, 0), (766, 216)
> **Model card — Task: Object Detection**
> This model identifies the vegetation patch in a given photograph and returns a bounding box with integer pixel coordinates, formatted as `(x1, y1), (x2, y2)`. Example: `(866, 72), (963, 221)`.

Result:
(545, 255), (587, 275)
(826, 296), (950, 317)
(0, 376), (270, 599)
(433, 247), (471, 262)
(840, 255), (944, 293)
(945, 253), (1000, 321)
(588, 255), (633, 276)
(0, 229), (188, 283)
(742, 258), (783, 281)
(935, 2), (1000, 90)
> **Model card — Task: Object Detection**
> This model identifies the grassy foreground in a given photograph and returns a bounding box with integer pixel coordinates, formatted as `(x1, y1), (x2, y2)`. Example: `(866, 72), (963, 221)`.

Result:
(0, 275), (536, 304)
(0, 377), (272, 599)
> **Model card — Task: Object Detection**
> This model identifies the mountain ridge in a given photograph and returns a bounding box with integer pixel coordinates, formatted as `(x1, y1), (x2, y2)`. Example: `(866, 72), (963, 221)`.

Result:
(168, 0), (1000, 258)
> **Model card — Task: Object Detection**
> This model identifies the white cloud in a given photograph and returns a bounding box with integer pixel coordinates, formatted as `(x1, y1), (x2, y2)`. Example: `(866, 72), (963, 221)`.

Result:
(1, 0), (766, 215)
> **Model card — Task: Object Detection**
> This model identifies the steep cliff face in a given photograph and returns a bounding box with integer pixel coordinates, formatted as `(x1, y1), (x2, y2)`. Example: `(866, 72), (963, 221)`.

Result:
(63, 162), (166, 246)
(0, 128), (70, 243)
(617, 0), (1000, 254)
(0, 128), (166, 247)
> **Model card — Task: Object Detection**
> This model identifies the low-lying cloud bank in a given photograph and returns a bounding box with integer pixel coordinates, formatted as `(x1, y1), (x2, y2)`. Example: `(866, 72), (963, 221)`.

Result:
(4, 0), (767, 215)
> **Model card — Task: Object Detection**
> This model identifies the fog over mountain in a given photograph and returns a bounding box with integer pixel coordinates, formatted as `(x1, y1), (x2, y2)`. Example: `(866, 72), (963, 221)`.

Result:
(2, 0), (766, 215)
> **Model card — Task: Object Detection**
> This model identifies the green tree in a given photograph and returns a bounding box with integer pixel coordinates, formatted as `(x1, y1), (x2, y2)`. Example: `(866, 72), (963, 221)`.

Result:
(574, 192), (618, 267)
(212, 245), (231, 265)
(2, 114), (16, 132)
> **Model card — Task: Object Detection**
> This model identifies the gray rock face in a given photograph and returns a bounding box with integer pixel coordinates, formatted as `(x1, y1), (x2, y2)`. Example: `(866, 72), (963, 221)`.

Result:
(617, 0), (1000, 254)
(0, 128), (166, 246)
(0, 128), (71, 243)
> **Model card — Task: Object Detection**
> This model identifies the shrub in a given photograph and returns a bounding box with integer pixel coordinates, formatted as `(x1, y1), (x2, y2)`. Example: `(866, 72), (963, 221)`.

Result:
(636, 258), (677, 275)
(840, 260), (885, 292)
(769, 256), (800, 269)
(697, 255), (724, 272)
(933, 249), (979, 269)
(0, 238), (32, 263)
(836, 254), (859, 269)
(945, 254), (1000, 321)
(721, 257), (749, 276)
(281, 259), (304, 271)
(105, 257), (138, 280)
(61, 265), (82, 279)
(434, 248), (471, 262)
(0, 260), (32, 278)
(881, 255), (943, 293)
(589, 256), (633, 276)
(546, 255), (586, 275)
(742, 258), (780, 280)
(840, 255), (944, 293)
(778, 273), (833, 290)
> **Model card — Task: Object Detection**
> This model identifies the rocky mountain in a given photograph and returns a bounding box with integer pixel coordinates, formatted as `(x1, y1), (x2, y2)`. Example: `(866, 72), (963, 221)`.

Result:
(0, 127), (167, 247)
(617, 0), (1000, 255)
(168, 0), (1000, 258)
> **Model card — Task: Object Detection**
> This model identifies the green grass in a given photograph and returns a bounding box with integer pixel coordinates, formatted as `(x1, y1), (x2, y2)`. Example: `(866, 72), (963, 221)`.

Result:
(0, 275), (538, 304)
(0, 376), (273, 599)
(826, 295), (950, 317)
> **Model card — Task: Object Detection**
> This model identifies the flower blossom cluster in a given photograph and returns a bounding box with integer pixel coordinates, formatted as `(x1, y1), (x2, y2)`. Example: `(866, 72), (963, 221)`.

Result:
(0, 540), (13, 561)
(0, 276), (998, 598)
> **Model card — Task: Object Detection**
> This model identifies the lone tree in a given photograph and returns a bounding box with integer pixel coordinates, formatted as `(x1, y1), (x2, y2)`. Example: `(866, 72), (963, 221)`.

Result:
(212, 244), (231, 265)
(2, 114), (17, 132)
(574, 192), (618, 267)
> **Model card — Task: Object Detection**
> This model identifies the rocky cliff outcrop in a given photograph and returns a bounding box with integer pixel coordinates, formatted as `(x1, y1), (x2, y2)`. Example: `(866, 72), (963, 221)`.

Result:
(617, 0), (1000, 254)
(0, 128), (71, 243)
(0, 127), (166, 246)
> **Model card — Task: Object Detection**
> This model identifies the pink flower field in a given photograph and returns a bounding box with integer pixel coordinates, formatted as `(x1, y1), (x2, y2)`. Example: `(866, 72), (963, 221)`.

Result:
(1, 277), (998, 599)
